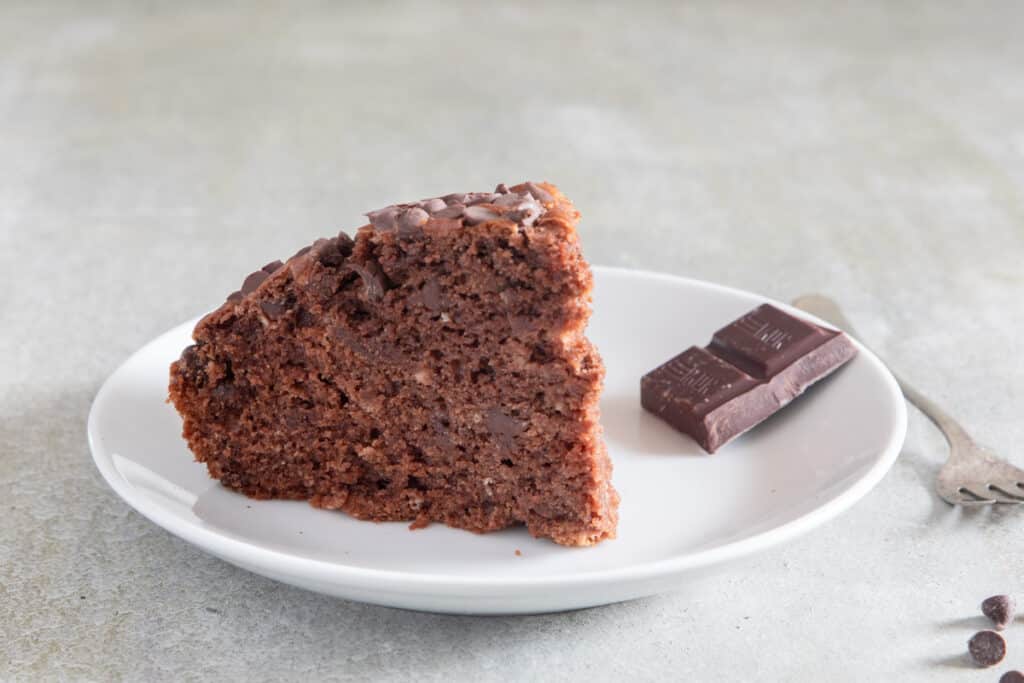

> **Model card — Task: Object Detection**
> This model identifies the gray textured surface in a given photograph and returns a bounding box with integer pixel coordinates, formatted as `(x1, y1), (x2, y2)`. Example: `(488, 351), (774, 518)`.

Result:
(3, 1), (1023, 680)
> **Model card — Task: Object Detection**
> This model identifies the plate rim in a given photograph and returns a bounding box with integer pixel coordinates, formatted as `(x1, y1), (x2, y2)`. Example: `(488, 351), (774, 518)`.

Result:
(87, 265), (907, 596)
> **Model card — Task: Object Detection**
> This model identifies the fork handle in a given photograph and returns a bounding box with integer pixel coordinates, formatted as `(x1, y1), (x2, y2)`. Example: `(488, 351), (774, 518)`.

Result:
(791, 294), (973, 449)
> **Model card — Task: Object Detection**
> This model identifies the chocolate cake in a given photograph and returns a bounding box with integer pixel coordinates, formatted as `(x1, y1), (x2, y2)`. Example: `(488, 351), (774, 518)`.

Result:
(168, 182), (619, 546)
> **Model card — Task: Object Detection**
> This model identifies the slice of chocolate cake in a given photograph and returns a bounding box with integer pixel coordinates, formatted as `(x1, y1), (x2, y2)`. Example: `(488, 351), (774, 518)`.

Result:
(168, 182), (619, 546)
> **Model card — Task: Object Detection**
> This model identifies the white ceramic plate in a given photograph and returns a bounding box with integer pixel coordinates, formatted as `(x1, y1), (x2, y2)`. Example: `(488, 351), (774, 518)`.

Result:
(88, 267), (906, 614)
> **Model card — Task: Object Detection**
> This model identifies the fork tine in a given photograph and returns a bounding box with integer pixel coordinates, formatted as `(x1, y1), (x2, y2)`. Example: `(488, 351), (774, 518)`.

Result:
(959, 484), (1024, 505)
(988, 485), (1024, 503)
(954, 487), (996, 505)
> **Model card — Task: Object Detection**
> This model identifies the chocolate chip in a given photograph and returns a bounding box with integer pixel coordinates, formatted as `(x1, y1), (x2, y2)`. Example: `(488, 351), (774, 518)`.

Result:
(337, 231), (354, 254)
(179, 344), (200, 369)
(493, 193), (524, 207)
(485, 407), (526, 451)
(432, 205), (464, 220)
(366, 206), (401, 231)
(398, 207), (429, 233)
(442, 193), (466, 205)
(316, 239), (346, 267)
(525, 181), (553, 204)
(240, 270), (269, 295)
(226, 290), (243, 302)
(348, 260), (388, 301)
(421, 278), (442, 312)
(296, 307), (316, 327)
(463, 205), (502, 225)
(493, 193), (543, 226)
(261, 260), (284, 274)
(495, 183), (510, 194)
(178, 350), (207, 386)
(1000, 671), (1024, 683)
(983, 595), (1016, 630)
(259, 300), (287, 319)
(292, 245), (312, 259)
(509, 202), (542, 227)
(968, 630), (1006, 668)
(465, 192), (499, 206)
(418, 197), (446, 213)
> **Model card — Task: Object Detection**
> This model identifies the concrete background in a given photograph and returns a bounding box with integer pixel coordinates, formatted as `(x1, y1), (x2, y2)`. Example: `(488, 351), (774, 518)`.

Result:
(2, 1), (1023, 680)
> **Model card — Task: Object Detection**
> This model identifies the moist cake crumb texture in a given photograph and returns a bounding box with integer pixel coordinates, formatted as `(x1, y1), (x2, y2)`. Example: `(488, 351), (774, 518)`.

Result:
(168, 181), (619, 546)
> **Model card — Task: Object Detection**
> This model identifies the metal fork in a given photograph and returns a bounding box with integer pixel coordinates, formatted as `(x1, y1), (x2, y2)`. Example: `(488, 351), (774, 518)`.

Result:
(792, 294), (1024, 506)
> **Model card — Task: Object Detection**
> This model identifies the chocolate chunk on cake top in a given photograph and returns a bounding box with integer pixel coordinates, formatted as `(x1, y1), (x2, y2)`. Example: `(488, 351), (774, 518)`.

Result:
(169, 182), (619, 547)
(641, 304), (857, 453)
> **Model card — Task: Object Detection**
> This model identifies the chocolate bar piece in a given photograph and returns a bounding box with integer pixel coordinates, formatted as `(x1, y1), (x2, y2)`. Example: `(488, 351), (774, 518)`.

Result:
(640, 304), (857, 453)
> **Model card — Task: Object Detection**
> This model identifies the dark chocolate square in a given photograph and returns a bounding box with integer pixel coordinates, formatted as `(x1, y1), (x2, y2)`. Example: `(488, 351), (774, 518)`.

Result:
(641, 346), (759, 421)
(708, 304), (832, 379)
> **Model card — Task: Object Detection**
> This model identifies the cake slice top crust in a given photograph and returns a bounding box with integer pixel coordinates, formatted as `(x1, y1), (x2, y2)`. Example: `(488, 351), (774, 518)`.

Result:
(364, 181), (559, 233)
(214, 181), (579, 318)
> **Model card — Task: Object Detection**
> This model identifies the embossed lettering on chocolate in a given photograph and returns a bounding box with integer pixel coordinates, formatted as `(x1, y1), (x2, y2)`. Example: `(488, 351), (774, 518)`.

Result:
(168, 182), (619, 546)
